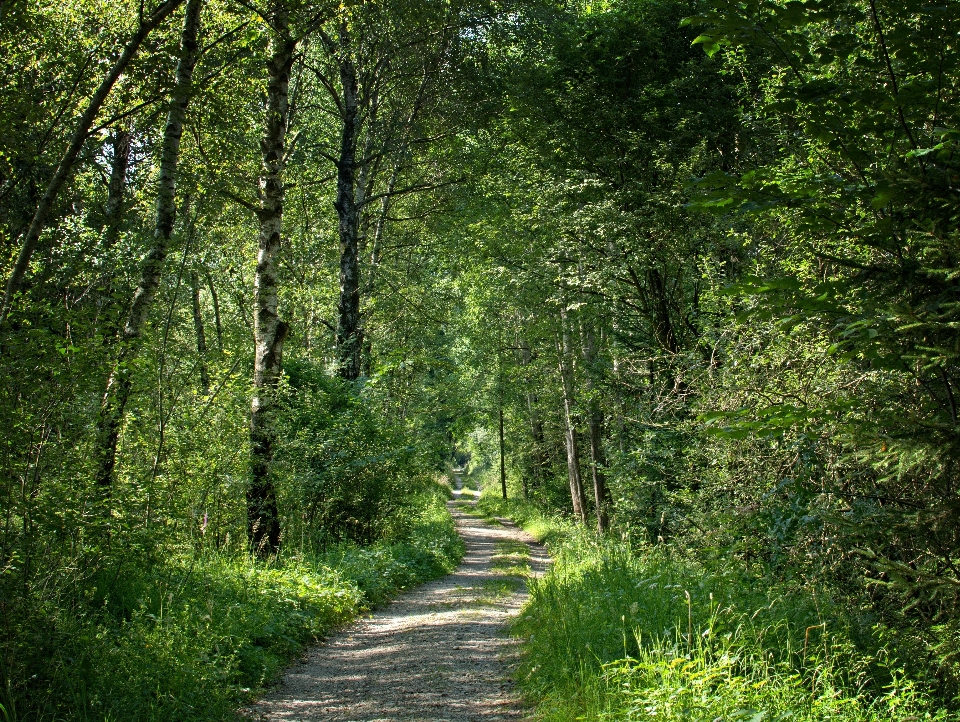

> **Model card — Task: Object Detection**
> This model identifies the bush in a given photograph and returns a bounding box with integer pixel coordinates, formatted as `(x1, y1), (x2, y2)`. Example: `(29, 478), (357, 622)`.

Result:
(277, 362), (441, 547)
(323, 484), (464, 606)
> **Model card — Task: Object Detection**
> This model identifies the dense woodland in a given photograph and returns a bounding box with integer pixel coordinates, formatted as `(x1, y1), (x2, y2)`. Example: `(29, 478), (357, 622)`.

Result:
(1, 0), (960, 718)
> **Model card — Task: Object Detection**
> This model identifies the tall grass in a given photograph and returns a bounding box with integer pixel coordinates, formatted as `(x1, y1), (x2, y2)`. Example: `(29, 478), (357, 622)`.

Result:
(488, 496), (950, 721)
(9, 484), (462, 722)
(476, 495), (568, 547)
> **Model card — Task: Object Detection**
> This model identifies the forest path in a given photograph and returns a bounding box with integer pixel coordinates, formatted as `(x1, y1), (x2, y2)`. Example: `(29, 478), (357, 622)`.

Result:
(248, 474), (549, 721)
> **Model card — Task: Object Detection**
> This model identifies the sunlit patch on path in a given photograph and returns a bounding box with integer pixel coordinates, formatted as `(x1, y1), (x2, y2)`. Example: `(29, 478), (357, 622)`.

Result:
(247, 475), (549, 721)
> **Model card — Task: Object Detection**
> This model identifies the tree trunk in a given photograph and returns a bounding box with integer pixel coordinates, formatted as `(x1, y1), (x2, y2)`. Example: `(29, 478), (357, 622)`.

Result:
(611, 352), (627, 454)
(103, 129), (131, 252)
(93, 0), (203, 489)
(519, 338), (547, 491)
(96, 128), (131, 337)
(647, 267), (679, 355)
(205, 269), (223, 351)
(580, 319), (612, 532)
(0, 0), (185, 325)
(525, 391), (545, 495)
(248, 8), (296, 556)
(499, 403), (507, 499)
(557, 308), (588, 523)
(190, 270), (210, 394)
(329, 46), (446, 378)
(334, 26), (362, 381)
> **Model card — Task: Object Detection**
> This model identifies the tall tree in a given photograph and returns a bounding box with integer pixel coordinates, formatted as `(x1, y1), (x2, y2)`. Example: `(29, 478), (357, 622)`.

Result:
(303, 0), (461, 379)
(248, 1), (298, 555)
(94, 0), (204, 489)
(580, 316), (611, 531)
(0, 0), (186, 325)
(557, 306), (588, 523)
(189, 268), (211, 394)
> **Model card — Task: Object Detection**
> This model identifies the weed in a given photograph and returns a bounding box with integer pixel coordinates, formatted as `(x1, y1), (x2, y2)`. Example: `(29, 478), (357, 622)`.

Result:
(492, 539), (533, 579)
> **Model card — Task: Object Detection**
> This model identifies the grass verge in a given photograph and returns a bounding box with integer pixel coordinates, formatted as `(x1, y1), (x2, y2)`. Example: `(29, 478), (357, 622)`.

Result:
(476, 495), (567, 546)
(14, 483), (462, 722)
(481, 495), (951, 722)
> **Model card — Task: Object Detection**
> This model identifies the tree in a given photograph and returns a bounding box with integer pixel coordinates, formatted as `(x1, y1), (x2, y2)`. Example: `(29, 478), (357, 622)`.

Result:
(0, 0), (187, 325)
(688, 0), (960, 650)
(247, 0), (300, 556)
(94, 0), (204, 490)
(302, 0), (469, 379)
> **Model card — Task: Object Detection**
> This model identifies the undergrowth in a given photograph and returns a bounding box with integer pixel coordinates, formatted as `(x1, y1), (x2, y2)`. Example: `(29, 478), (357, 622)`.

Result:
(7, 483), (462, 722)
(482, 494), (951, 721)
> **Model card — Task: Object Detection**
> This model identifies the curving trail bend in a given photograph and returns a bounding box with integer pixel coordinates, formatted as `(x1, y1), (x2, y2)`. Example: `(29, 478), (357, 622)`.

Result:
(247, 476), (549, 721)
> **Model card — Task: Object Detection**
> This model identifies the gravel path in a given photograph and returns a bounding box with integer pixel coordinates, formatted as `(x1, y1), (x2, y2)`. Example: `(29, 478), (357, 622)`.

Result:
(248, 476), (549, 721)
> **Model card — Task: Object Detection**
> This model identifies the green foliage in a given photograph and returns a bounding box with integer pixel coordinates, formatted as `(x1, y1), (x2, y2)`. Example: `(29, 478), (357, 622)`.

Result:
(322, 483), (465, 606)
(514, 530), (949, 721)
(477, 494), (569, 548)
(678, 0), (960, 679)
(55, 556), (361, 722)
(5, 0), (960, 716)
(3, 486), (461, 721)
(277, 361), (440, 547)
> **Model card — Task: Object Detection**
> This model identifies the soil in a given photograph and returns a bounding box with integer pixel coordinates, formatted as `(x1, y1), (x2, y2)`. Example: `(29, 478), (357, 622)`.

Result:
(246, 476), (549, 721)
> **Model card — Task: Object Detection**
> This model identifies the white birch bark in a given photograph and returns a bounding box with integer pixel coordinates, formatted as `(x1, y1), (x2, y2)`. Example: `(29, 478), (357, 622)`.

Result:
(248, 6), (297, 555)
(94, 0), (203, 489)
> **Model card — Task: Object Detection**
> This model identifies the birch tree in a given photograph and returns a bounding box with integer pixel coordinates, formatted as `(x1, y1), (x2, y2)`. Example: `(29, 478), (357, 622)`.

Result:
(94, 0), (204, 489)
(247, 1), (298, 555)
(303, 0), (462, 379)
(557, 306), (588, 523)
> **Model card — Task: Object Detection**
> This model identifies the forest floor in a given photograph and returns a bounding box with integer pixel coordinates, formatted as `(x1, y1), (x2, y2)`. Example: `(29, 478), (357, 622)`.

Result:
(246, 475), (549, 721)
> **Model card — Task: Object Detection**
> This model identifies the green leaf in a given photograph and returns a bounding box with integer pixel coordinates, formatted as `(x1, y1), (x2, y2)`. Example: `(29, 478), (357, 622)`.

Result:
(691, 34), (721, 56)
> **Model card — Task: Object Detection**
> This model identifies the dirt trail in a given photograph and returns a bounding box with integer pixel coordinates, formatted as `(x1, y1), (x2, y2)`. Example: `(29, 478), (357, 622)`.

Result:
(249, 476), (549, 721)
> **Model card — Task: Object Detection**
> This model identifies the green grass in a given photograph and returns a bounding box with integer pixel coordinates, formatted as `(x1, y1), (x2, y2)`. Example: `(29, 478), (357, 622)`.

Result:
(13, 484), (463, 722)
(491, 539), (533, 578)
(487, 538), (534, 597)
(474, 578), (525, 604)
(451, 499), (489, 519)
(486, 499), (950, 722)
(460, 466), (482, 493)
(476, 494), (568, 546)
(453, 493), (509, 526)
